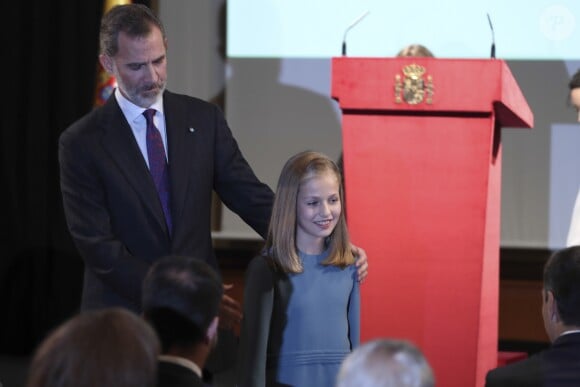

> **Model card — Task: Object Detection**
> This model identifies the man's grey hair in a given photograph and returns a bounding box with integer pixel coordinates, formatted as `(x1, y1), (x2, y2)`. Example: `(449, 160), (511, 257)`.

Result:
(336, 339), (435, 387)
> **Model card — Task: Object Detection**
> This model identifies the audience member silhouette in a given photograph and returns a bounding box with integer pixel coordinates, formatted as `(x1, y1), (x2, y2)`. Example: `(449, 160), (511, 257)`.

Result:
(26, 308), (159, 387)
(336, 338), (434, 387)
(142, 255), (223, 387)
(486, 245), (580, 386)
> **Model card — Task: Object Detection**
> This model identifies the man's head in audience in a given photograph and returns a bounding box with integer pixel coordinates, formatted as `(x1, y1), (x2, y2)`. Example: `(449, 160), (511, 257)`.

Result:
(542, 245), (580, 342)
(26, 308), (159, 387)
(336, 339), (434, 387)
(142, 255), (223, 368)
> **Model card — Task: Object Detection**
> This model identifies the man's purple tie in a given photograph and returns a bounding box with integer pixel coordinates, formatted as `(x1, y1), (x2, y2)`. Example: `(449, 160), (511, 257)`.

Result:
(143, 109), (172, 234)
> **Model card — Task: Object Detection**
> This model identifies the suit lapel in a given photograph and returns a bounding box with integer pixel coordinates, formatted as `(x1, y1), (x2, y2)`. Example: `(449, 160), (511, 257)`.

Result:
(99, 97), (169, 235)
(164, 91), (196, 236)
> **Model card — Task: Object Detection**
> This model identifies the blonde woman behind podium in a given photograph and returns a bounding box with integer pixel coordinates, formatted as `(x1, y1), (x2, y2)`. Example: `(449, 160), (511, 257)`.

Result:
(396, 44), (434, 58)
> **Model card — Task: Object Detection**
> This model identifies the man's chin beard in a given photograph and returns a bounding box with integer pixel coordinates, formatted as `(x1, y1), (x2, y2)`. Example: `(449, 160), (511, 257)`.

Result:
(134, 89), (163, 107)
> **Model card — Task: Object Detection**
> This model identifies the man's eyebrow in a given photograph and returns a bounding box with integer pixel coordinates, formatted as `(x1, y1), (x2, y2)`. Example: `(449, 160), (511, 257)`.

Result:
(125, 61), (146, 67)
(125, 55), (165, 67)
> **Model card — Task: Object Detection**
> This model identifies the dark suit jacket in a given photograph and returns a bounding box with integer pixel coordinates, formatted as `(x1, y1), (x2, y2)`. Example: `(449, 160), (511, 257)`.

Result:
(158, 360), (205, 387)
(485, 333), (580, 387)
(59, 90), (274, 311)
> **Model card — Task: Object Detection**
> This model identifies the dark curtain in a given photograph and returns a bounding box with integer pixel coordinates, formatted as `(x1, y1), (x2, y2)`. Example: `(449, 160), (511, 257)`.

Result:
(1, 0), (149, 355)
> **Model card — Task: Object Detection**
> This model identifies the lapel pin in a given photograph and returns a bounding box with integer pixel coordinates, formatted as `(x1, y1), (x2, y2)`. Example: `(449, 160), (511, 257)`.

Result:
(188, 127), (195, 133)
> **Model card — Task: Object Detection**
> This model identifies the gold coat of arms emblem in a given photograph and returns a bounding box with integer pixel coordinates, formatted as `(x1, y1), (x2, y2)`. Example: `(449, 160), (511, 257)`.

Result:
(395, 64), (434, 105)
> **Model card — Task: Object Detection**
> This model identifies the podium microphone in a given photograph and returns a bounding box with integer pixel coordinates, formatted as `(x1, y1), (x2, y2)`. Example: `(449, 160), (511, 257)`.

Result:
(342, 10), (370, 56)
(487, 13), (496, 59)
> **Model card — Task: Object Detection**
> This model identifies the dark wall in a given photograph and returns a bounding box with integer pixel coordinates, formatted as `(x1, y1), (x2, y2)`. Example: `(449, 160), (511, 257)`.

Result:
(1, 0), (149, 356)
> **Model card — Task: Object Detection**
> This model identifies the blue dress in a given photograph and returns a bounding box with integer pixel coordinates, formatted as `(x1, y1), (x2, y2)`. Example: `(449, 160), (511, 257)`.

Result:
(237, 249), (360, 387)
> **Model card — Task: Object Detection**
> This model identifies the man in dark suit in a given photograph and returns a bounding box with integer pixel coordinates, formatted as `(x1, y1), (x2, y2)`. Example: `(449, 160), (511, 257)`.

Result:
(485, 245), (580, 387)
(59, 4), (367, 321)
(143, 256), (222, 387)
(59, 4), (271, 318)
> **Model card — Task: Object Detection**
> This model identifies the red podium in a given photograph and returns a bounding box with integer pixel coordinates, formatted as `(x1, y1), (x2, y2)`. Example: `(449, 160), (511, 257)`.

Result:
(332, 58), (533, 387)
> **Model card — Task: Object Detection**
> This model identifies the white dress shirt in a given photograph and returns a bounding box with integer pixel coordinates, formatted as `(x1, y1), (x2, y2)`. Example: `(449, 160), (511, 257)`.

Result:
(114, 88), (168, 168)
(158, 354), (202, 378)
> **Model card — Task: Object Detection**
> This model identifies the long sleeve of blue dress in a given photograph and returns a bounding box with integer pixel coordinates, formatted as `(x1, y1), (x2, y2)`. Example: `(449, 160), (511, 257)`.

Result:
(236, 256), (274, 387)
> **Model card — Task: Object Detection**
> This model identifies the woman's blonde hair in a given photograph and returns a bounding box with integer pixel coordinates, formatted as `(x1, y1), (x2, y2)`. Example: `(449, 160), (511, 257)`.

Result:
(397, 44), (434, 58)
(264, 151), (353, 273)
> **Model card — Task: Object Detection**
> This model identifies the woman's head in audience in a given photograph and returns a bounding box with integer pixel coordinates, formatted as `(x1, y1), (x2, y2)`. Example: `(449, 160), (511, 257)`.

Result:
(26, 307), (160, 387)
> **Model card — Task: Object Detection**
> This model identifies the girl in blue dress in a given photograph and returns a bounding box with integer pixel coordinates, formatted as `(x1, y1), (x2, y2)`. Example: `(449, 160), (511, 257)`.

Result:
(237, 151), (360, 387)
